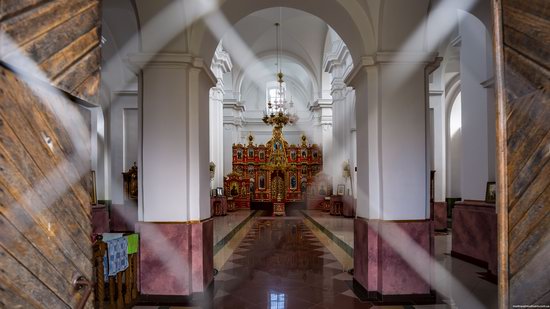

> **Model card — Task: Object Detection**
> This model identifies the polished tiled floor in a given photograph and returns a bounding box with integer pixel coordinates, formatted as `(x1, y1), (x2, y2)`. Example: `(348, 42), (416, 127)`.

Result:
(134, 211), (497, 309)
(212, 215), (364, 308)
(302, 210), (354, 249)
(213, 210), (254, 246)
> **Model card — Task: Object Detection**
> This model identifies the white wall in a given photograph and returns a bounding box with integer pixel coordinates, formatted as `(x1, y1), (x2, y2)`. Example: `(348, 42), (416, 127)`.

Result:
(458, 11), (493, 200)
(448, 95), (462, 198)
(110, 92), (138, 205)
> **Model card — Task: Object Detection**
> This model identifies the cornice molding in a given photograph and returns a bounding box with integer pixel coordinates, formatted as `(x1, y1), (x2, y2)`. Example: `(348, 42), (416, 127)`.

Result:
(345, 52), (438, 87)
(126, 52), (217, 86)
(323, 41), (353, 79)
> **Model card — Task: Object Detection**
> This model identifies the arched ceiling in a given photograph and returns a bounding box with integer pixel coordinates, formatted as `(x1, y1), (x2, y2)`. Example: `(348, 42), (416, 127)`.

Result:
(222, 7), (331, 114)
(223, 7), (328, 83)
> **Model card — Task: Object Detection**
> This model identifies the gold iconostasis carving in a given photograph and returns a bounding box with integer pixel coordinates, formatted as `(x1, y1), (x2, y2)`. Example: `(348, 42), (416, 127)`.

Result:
(224, 132), (325, 209)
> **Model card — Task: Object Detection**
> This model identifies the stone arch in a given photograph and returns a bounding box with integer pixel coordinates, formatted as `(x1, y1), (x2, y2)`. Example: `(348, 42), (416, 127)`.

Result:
(188, 0), (376, 67)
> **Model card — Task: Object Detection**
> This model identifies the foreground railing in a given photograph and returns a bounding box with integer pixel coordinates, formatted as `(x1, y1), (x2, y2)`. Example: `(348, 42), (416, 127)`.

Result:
(93, 234), (139, 309)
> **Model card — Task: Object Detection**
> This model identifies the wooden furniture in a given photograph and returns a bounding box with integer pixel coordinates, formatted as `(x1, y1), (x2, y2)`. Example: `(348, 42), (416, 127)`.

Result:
(122, 162), (138, 200)
(273, 202), (286, 216)
(225, 134), (323, 206)
(93, 235), (139, 309)
(321, 197), (331, 212)
(451, 200), (497, 276)
(227, 197), (236, 212)
(224, 172), (251, 209)
(211, 196), (228, 216)
(330, 196), (343, 216)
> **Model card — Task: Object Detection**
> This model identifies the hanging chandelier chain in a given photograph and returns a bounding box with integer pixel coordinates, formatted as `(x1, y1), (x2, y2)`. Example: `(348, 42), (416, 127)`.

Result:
(263, 9), (298, 128)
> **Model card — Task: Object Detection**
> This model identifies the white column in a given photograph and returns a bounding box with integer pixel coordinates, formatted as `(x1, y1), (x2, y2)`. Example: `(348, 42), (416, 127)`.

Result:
(309, 99), (333, 175)
(210, 45), (232, 189)
(209, 86), (224, 188)
(347, 53), (436, 220)
(430, 89), (446, 202)
(130, 53), (216, 222)
(458, 12), (493, 200)
(331, 79), (347, 191)
(222, 100), (245, 176)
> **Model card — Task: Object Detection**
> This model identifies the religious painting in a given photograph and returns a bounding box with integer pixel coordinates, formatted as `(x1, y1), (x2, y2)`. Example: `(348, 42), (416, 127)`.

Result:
(290, 150), (297, 161)
(248, 165), (255, 174)
(485, 181), (496, 203)
(301, 165), (308, 174)
(259, 174), (266, 190)
(313, 150), (318, 159)
(216, 187), (224, 196)
(274, 141), (281, 151)
(248, 147), (254, 158)
(337, 184), (345, 196)
(301, 149), (307, 158)
(237, 149), (243, 160)
(230, 182), (239, 196)
(259, 151), (265, 160)
(249, 180), (255, 193)
(241, 182), (247, 196)
(290, 174), (297, 190)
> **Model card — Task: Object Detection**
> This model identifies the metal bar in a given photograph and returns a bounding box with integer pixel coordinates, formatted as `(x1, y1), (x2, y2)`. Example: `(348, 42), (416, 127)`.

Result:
(73, 275), (93, 309)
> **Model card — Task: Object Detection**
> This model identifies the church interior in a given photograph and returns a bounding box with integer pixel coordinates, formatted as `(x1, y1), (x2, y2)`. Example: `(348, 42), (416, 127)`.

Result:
(0, 0), (548, 308)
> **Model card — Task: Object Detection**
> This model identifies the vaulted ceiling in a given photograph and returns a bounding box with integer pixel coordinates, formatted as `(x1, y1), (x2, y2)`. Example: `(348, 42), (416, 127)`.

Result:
(222, 7), (331, 114)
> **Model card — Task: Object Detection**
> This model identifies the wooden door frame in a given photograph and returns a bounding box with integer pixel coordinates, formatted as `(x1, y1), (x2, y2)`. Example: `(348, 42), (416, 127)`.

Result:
(491, 0), (509, 308)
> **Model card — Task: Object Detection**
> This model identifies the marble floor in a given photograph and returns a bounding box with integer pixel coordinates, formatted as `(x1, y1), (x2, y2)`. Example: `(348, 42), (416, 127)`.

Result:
(302, 210), (354, 249)
(134, 211), (497, 309)
(213, 210), (255, 246)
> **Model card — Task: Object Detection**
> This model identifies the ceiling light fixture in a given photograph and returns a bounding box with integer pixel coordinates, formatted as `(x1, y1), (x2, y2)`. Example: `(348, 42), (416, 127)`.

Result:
(262, 19), (298, 129)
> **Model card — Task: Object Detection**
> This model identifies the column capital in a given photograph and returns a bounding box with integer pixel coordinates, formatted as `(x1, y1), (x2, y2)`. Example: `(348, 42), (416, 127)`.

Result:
(126, 52), (217, 87)
(345, 52), (438, 87)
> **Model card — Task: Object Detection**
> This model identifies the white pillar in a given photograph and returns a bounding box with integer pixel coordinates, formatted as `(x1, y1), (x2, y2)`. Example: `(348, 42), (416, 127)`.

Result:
(430, 89), (446, 202)
(331, 79), (347, 191)
(209, 86), (224, 188)
(222, 100), (244, 176)
(458, 12), (493, 200)
(210, 45), (232, 188)
(309, 99), (333, 176)
(347, 53), (436, 220)
(130, 53), (216, 222)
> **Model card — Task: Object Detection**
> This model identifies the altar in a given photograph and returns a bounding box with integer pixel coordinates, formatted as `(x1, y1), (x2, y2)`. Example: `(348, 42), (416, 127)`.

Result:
(224, 131), (323, 215)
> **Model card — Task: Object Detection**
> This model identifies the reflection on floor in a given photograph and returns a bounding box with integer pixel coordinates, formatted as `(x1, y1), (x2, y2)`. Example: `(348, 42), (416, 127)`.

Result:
(302, 210), (354, 249)
(432, 234), (498, 309)
(213, 210), (255, 246)
(134, 210), (497, 309)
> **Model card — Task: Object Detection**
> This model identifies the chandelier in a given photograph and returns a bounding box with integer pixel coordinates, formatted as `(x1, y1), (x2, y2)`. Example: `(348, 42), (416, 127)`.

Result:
(262, 22), (298, 128)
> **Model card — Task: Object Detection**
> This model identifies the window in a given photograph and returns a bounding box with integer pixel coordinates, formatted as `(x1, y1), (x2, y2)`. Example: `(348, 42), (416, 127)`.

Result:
(269, 291), (285, 309)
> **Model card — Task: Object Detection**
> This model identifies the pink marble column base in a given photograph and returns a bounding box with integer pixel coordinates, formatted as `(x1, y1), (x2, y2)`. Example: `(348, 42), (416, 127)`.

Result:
(136, 219), (214, 296)
(434, 202), (447, 231)
(354, 218), (432, 297)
